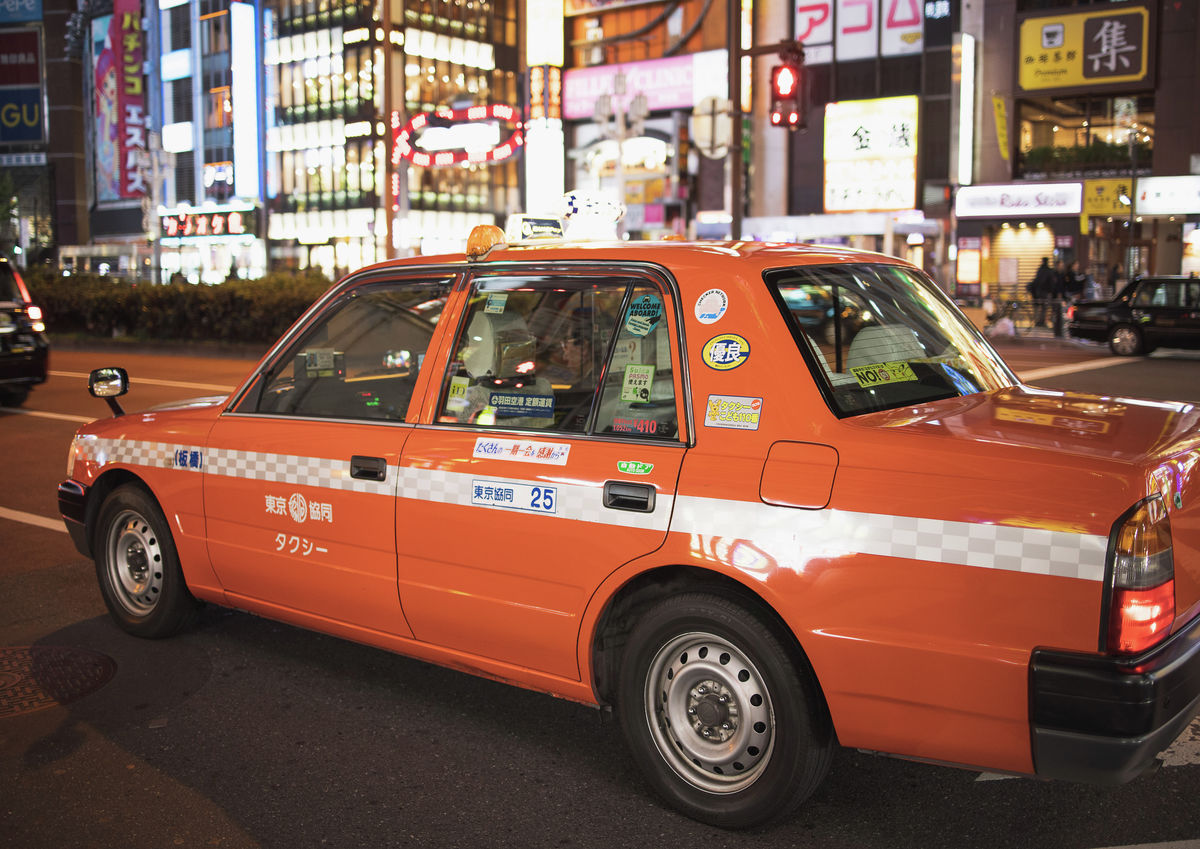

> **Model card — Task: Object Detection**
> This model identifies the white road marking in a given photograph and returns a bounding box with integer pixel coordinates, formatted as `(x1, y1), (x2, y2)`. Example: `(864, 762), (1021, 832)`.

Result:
(0, 407), (95, 423)
(49, 370), (236, 392)
(0, 506), (67, 533)
(1020, 358), (1133, 381)
(1091, 842), (1200, 849)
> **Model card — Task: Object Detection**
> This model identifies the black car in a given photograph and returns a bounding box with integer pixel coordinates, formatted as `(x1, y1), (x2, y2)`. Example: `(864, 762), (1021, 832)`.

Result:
(0, 258), (49, 406)
(1068, 275), (1200, 356)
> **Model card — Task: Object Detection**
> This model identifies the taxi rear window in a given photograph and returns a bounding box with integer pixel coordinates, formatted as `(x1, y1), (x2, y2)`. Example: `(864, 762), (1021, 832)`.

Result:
(767, 264), (1014, 417)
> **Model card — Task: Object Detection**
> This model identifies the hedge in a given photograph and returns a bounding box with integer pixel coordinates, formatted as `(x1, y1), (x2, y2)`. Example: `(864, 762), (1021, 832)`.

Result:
(23, 267), (334, 345)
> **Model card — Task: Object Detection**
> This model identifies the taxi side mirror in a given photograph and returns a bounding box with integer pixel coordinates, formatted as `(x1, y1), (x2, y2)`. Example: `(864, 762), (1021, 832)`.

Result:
(88, 367), (129, 416)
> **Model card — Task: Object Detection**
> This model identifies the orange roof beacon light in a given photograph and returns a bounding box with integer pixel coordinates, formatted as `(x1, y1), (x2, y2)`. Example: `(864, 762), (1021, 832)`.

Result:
(466, 224), (507, 261)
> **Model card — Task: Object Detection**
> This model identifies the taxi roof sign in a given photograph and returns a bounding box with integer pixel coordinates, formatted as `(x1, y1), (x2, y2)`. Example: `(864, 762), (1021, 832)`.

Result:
(505, 214), (565, 242)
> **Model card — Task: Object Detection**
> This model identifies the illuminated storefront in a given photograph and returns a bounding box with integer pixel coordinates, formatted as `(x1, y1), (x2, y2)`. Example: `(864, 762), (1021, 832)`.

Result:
(261, 0), (520, 275)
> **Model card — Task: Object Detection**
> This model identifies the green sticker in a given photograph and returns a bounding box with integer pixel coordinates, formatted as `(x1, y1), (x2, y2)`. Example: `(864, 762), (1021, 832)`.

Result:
(617, 460), (654, 475)
(621, 364), (656, 402)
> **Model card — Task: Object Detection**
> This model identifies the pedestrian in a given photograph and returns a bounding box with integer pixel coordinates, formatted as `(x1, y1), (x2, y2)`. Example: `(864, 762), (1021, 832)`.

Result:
(1107, 261), (1124, 296)
(1051, 260), (1069, 336)
(1064, 261), (1086, 303)
(1027, 257), (1056, 326)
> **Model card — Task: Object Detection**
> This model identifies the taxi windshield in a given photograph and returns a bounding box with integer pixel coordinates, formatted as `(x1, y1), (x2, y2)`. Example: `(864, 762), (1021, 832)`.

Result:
(766, 264), (1016, 417)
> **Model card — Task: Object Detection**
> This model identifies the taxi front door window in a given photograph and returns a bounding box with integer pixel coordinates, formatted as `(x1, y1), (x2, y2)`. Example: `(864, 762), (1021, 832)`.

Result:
(251, 280), (450, 421)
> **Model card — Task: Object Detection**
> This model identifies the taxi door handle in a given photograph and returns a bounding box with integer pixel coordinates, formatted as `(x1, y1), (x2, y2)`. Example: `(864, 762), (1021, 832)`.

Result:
(604, 481), (655, 513)
(350, 455), (387, 482)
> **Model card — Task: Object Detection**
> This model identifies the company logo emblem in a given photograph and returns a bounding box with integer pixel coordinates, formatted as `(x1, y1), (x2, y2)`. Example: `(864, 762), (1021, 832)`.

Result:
(288, 493), (308, 523)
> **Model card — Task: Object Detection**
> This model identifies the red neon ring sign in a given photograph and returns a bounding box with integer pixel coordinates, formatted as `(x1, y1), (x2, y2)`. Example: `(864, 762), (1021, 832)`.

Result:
(392, 104), (524, 168)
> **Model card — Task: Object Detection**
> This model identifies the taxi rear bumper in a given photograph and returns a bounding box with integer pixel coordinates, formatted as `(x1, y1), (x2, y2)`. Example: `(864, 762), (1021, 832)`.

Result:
(1030, 609), (1200, 784)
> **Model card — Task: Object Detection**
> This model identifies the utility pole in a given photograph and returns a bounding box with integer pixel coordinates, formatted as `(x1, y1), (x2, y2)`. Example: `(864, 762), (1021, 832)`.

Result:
(726, 0), (805, 240)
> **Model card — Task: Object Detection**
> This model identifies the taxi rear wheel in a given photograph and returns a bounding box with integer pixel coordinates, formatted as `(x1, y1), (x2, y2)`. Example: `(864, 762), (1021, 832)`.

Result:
(617, 593), (833, 829)
(95, 484), (199, 638)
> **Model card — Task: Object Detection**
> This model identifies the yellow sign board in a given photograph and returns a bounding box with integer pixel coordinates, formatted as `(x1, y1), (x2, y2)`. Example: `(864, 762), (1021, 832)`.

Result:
(1018, 6), (1149, 92)
(1083, 179), (1133, 216)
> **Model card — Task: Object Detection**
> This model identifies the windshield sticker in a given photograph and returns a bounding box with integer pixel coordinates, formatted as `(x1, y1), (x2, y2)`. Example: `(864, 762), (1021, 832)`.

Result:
(484, 293), (509, 314)
(472, 480), (558, 514)
(704, 395), (762, 430)
(701, 333), (750, 370)
(850, 361), (918, 388)
(473, 437), (571, 465)
(621, 364), (656, 402)
(487, 391), (555, 418)
(695, 288), (728, 324)
(617, 460), (654, 475)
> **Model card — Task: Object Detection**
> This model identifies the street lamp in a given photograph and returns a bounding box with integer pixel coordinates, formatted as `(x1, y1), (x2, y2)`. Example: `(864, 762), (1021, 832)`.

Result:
(593, 71), (649, 238)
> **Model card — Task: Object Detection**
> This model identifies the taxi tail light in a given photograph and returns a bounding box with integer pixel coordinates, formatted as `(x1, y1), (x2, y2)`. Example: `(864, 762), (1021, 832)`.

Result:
(1106, 496), (1175, 655)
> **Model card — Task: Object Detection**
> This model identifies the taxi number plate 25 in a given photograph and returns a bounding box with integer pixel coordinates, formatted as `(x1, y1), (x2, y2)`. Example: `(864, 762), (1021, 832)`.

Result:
(471, 480), (557, 514)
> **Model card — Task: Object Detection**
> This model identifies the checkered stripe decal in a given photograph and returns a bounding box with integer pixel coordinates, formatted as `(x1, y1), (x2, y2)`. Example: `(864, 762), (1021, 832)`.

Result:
(78, 438), (392, 496)
(79, 438), (1109, 578)
(672, 495), (1109, 582)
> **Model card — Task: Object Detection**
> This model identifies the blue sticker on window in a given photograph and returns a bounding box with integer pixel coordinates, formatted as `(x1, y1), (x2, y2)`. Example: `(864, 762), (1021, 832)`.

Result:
(488, 391), (555, 417)
(625, 294), (663, 337)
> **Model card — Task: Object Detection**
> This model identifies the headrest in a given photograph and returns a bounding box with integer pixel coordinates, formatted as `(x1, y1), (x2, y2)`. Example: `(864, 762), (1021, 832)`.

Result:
(463, 310), (536, 378)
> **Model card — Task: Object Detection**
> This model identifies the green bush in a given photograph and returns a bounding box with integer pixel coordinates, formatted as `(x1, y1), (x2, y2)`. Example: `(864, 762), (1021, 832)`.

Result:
(23, 267), (333, 344)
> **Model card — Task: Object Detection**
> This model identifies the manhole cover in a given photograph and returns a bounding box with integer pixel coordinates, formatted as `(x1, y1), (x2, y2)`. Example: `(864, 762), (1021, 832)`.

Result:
(0, 646), (117, 718)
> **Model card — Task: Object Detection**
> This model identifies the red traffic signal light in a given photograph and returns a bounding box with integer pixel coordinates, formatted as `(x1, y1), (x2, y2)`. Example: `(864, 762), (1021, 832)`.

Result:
(769, 62), (804, 129)
(771, 63), (800, 100)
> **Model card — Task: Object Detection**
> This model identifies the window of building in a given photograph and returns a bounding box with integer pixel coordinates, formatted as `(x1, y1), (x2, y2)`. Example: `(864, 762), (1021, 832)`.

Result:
(207, 85), (232, 129)
(200, 9), (231, 54)
(1018, 94), (1154, 178)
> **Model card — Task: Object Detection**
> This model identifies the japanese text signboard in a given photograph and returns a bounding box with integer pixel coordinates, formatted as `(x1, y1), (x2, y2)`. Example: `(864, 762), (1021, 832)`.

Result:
(1018, 3), (1151, 93)
(91, 0), (147, 203)
(823, 95), (918, 213)
(795, 0), (925, 65)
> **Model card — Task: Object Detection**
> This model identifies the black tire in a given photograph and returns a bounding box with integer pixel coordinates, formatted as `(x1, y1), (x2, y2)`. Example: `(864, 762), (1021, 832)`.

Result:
(617, 593), (834, 829)
(1108, 324), (1145, 356)
(0, 386), (30, 407)
(94, 484), (200, 638)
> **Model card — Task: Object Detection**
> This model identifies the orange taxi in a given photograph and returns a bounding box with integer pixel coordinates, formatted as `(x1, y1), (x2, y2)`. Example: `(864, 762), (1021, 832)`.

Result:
(58, 225), (1200, 828)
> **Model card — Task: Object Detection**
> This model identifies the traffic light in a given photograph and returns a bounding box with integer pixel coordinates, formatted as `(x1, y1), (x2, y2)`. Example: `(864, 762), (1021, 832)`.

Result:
(769, 62), (804, 130)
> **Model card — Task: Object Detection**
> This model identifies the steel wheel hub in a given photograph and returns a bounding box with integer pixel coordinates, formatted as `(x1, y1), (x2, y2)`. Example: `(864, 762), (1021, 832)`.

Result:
(645, 632), (775, 794)
(107, 510), (164, 616)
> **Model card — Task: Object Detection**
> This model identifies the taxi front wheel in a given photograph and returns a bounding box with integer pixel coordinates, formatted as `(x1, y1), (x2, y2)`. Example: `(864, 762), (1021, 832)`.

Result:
(95, 484), (200, 638)
(617, 593), (834, 829)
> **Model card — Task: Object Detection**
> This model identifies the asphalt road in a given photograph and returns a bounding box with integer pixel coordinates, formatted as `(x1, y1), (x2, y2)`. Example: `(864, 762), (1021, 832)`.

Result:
(2, 341), (1200, 849)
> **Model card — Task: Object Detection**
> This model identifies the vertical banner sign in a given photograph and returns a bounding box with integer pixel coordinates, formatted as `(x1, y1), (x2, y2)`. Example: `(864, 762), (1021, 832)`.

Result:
(992, 93), (1009, 162)
(93, 0), (147, 203)
(0, 27), (45, 143)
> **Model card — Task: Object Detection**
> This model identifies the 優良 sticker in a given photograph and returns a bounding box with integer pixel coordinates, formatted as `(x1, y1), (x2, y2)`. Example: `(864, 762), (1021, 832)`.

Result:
(704, 395), (762, 430)
(625, 294), (662, 337)
(621, 364), (656, 402)
(694, 288), (728, 324)
(484, 293), (509, 314)
(850, 361), (917, 388)
(701, 333), (750, 370)
(617, 460), (655, 475)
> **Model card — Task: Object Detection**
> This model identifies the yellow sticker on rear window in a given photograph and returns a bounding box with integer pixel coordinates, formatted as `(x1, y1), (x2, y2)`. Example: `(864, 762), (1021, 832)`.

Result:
(850, 361), (917, 388)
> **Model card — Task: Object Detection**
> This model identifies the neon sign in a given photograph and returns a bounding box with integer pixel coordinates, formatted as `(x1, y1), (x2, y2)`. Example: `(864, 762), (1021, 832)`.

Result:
(391, 104), (524, 169)
(161, 209), (255, 239)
